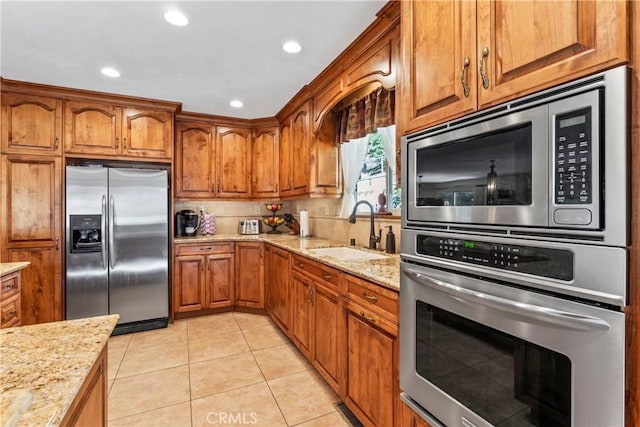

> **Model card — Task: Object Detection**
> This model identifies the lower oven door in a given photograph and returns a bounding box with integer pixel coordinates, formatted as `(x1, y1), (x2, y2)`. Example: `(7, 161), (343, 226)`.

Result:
(400, 261), (625, 427)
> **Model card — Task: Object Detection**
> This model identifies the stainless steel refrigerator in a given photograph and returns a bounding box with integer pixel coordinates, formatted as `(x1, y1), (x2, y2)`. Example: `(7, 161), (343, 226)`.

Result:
(66, 165), (169, 334)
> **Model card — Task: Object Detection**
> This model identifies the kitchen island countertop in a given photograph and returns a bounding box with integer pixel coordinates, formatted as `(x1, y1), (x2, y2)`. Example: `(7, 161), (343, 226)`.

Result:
(175, 234), (400, 291)
(0, 314), (119, 426)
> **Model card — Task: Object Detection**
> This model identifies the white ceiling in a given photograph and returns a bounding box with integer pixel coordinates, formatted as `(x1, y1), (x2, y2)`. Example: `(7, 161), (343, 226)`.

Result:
(0, 0), (386, 119)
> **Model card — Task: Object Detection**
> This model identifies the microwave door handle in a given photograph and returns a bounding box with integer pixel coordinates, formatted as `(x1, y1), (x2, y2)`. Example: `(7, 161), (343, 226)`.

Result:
(403, 268), (610, 332)
(101, 195), (107, 270)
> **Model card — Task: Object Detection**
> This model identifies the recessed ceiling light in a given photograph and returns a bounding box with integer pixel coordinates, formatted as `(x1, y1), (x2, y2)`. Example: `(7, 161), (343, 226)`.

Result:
(164, 10), (189, 26)
(282, 41), (302, 54)
(100, 67), (120, 78)
(230, 100), (243, 108)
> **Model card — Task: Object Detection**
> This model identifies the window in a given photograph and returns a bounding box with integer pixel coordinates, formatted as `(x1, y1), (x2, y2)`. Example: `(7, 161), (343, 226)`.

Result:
(355, 132), (401, 214)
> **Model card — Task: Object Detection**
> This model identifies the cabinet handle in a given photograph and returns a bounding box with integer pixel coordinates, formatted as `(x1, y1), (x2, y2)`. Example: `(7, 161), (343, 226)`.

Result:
(298, 262), (305, 268)
(359, 311), (376, 324)
(460, 56), (470, 97)
(322, 274), (332, 281)
(9, 310), (16, 317)
(115, 137), (120, 150)
(4, 283), (15, 292)
(54, 136), (60, 150)
(275, 183), (279, 193)
(55, 237), (59, 251)
(200, 247), (213, 251)
(123, 137), (127, 149)
(362, 292), (378, 302)
(479, 46), (490, 89)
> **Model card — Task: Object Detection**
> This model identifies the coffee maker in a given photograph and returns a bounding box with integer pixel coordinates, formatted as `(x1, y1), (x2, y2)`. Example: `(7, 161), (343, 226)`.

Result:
(175, 210), (199, 237)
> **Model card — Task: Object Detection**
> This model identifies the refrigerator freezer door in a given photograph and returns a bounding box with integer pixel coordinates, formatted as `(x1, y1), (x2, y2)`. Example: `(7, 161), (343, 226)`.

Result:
(66, 166), (109, 320)
(108, 168), (169, 324)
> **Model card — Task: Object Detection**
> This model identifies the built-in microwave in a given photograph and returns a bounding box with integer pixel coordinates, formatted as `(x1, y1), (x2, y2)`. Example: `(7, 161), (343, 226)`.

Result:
(402, 66), (629, 247)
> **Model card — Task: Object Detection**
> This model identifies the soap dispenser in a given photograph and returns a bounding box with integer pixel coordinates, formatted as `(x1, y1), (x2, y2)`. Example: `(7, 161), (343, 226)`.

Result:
(385, 226), (396, 254)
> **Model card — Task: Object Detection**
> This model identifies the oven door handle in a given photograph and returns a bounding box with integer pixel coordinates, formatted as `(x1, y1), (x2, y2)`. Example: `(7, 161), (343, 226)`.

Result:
(403, 268), (611, 332)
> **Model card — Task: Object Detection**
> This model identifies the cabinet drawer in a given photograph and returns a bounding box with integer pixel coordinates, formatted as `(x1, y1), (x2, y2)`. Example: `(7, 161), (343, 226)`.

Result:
(175, 242), (234, 255)
(1, 272), (21, 300)
(1, 293), (21, 328)
(291, 255), (340, 288)
(346, 275), (398, 323)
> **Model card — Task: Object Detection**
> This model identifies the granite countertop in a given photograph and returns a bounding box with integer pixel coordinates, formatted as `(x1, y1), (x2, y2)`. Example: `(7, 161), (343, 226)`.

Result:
(0, 262), (30, 277)
(0, 314), (119, 427)
(175, 234), (400, 291)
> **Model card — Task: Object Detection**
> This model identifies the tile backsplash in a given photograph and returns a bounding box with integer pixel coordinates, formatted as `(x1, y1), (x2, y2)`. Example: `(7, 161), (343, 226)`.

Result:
(175, 198), (400, 252)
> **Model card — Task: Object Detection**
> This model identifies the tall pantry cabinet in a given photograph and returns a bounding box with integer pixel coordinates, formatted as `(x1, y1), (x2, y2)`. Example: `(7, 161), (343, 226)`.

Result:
(1, 91), (63, 324)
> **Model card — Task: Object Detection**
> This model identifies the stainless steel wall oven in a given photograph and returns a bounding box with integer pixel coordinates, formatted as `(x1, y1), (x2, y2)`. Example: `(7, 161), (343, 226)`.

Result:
(400, 67), (629, 427)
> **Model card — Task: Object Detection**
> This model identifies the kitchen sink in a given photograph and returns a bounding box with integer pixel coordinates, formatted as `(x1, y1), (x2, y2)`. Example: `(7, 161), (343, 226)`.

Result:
(309, 247), (389, 261)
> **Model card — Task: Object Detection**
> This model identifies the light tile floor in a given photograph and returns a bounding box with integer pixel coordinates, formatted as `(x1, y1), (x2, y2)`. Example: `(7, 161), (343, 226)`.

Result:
(107, 312), (351, 427)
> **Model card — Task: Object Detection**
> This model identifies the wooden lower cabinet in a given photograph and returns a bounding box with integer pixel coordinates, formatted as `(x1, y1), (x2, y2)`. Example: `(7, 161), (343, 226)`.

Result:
(291, 271), (314, 359)
(173, 243), (235, 316)
(1, 271), (21, 328)
(265, 245), (291, 332)
(61, 345), (108, 427)
(400, 400), (432, 427)
(235, 242), (264, 308)
(344, 299), (398, 427)
(311, 281), (342, 394)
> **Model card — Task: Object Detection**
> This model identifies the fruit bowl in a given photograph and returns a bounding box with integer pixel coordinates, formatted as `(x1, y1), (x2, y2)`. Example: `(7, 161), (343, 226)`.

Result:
(263, 216), (285, 234)
(265, 203), (283, 212)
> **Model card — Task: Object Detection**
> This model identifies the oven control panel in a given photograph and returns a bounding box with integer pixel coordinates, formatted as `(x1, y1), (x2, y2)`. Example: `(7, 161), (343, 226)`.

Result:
(554, 108), (592, 205)
(416, 236), (574, 281)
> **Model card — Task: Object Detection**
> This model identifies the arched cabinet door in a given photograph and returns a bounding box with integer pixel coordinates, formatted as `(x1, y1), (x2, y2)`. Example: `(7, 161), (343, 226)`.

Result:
(252, 127), (280, 198)
(64, 100), (120, 155)
(122, 108), (172, 159)
(216, 126), (251, 198)
(1, 93), (63, 155)
(175, 121), (216, 198)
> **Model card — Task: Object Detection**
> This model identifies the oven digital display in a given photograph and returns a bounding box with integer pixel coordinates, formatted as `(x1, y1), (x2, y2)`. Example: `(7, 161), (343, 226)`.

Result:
(416, 236), (574, 281)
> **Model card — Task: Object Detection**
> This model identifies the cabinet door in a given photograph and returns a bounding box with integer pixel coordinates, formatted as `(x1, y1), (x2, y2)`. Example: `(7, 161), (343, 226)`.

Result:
(217, 127), (251, 198)
(312, 282), (342, 394)
(1, 93), (62, 155)
(205, 253), (234, 308)
(252, 127), (280, 198)
(1, 155), (62, 325)
(400, 401), (432, 427)
(290, 109), (310, 196)
(175, 122), (216, 198)
(400, 0), (477, 133)
(345, 303), (397, 427)
(291, 272), (313, 359)
(64, 101), (120, 155)
(61, 346), (107, 427)
(279, 122), (292, 196)
(271, 246), (291, 332)
(235, 242), (264, 308)
(477, 0), (629, 109)
(309, 120), (341, 198)
(173, 255), (205, 313)
(122, 108), (173, 159)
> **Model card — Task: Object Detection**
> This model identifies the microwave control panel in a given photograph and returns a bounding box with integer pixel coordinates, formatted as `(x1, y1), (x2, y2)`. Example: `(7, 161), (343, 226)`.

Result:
(416, 236), (574, 281)
(554, 107), (592, 205)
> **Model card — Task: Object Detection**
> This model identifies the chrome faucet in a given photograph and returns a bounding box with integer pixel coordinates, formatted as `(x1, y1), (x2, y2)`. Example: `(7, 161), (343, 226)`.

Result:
(349, 200), (380, 250)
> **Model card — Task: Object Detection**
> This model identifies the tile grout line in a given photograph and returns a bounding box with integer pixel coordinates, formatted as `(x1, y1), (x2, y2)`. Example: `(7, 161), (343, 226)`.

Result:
(187, 319), (194, 427)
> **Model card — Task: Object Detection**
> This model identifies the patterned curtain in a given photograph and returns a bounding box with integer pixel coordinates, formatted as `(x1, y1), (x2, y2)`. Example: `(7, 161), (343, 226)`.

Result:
(335, 87), (395, 143)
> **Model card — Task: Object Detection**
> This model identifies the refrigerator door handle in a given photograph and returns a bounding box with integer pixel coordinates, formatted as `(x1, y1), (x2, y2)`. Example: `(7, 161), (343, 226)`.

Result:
(101, 195), (107, 270)
(109, 195), (115, 269)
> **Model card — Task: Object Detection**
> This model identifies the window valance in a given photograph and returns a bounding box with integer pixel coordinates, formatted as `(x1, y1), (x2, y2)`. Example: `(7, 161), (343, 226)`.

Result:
(335, 87), (395, 143)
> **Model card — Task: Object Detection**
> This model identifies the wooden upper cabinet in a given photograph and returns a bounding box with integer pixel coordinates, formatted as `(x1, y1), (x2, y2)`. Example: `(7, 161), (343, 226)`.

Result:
(278, 122), (292, 197)
(121, 108), (172, 159)
(400, 0), (477, 133)
(175, 121), (216, 198)
(64, 100), (120, 155)
(216, 126), (251, 198)
(310, 115), (341, 198)
(400, 0), (629, 134)
(65, 100), (172, 160)
(288, 107), (310, 197)
(1, 93), (63, 155)
(252, 127), (280, 198)
(477, 0), (629, 109)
